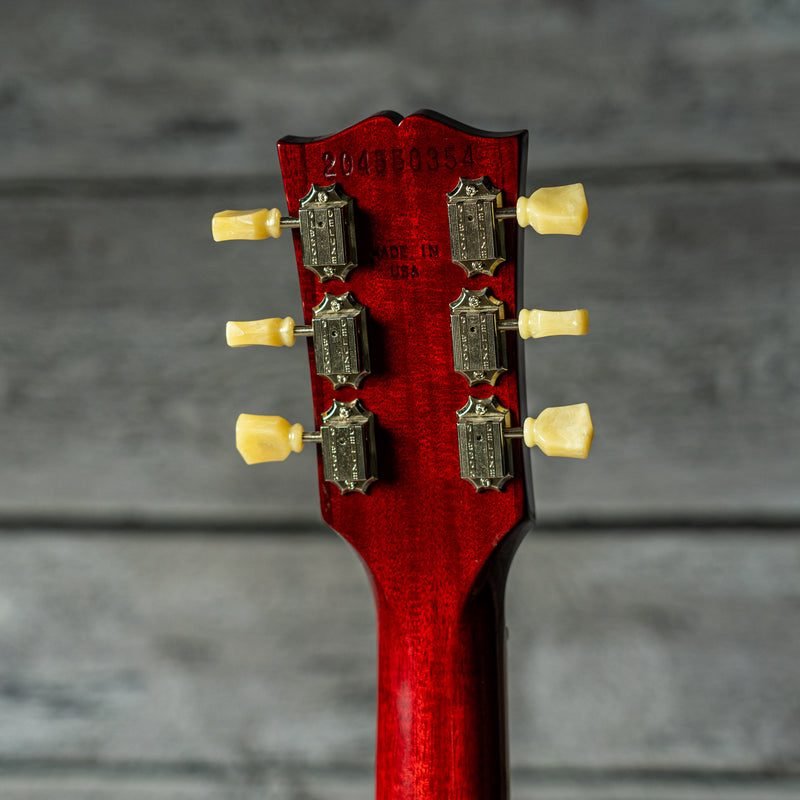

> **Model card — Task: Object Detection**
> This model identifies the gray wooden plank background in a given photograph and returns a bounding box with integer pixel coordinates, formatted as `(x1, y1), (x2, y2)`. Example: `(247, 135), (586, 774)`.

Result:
(2, 1), (799, 797)
(2, 0), (799, 177)
(2, 532), (799, 798)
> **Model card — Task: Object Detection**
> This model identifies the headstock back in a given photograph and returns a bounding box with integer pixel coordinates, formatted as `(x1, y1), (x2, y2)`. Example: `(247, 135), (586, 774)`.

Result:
(277, 110), (529, 592)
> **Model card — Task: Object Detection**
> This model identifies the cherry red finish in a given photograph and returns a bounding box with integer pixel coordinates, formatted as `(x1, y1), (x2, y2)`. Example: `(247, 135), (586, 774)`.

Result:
(277, 111), (533, 800)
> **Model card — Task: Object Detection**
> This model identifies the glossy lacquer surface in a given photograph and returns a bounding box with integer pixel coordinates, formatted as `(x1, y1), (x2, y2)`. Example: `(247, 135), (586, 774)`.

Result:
(277, 111), (532, 800)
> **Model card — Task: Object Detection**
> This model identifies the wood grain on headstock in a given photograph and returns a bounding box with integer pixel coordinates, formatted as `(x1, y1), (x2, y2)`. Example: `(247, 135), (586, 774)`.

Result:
(278, 111), (531, 800)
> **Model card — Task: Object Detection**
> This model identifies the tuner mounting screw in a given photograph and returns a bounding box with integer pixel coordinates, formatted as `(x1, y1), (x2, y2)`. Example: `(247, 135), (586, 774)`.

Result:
(465, 185), (477, 197)
(330, 300), (341, 311)
(318, 191), (328, 202)
(336, 374), (347, 384)
(468, 295), (480, 307)
(340, 406), (351, 418)
(480, 478), (490, 487)
(476, 404), (487, 415)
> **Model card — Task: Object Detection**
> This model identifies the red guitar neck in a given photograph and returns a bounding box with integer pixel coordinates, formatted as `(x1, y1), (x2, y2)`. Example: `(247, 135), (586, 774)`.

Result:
(373, 528), (524, 800)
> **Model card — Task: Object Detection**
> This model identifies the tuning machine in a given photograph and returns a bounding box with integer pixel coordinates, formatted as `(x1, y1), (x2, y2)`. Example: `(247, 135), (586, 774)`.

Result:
(212, 183), (358, 282)
(235, 399), (378, 494)
(450, 288), (588, 385)
(227, 292), (370, 389)
(447, 176), (587, 276)
(456, 396), (593, 491)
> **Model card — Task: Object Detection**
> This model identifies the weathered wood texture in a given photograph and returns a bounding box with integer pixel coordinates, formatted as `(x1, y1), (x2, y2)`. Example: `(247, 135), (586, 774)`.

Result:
(0, 531), (799, 790)
(1, 1), (799, 178)
(2, 2), (799, 797)
(0, 178), (797, 521)
(3, 774), (800, 800)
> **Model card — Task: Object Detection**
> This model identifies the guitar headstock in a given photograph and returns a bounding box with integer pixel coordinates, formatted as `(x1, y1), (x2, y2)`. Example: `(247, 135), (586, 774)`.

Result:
(214, 110), (591, 593)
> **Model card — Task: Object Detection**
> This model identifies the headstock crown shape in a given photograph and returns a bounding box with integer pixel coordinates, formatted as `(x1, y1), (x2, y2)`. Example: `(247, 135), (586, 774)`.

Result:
(213, 111), (592, 800)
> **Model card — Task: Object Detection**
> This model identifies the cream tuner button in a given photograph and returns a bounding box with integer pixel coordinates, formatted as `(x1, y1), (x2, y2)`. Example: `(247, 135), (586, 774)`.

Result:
(212, 208), (299, 241)
(226, 317), (313, 348)
(514, 183), (588, 235)
(515, 308), (589, 339)
(235, 414), (312, 465)
(521, 403), (593, 459)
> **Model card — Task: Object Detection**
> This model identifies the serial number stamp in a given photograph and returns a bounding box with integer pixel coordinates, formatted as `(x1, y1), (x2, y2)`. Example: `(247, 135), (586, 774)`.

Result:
(322, 146), (475, 179)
